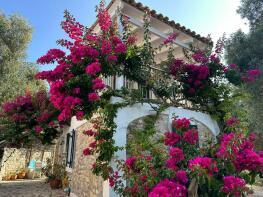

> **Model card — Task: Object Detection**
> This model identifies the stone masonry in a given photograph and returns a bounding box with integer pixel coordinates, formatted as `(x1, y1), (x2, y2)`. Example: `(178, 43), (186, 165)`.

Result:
(0, 147), (53, 181)
(67, 121), (104, 197)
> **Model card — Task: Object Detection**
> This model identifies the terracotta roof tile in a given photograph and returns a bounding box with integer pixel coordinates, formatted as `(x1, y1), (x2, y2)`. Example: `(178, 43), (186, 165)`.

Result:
(90, 0), (213, 45)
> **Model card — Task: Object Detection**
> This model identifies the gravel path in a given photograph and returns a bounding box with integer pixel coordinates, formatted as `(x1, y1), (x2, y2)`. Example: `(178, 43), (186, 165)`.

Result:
(0, 179), (66, 197)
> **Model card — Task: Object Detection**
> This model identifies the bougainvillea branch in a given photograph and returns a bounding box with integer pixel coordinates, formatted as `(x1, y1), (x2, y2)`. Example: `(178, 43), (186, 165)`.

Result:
(0, 90), (60, 146)
(110, 116), (263, 196)
(34, 0), (262, 195)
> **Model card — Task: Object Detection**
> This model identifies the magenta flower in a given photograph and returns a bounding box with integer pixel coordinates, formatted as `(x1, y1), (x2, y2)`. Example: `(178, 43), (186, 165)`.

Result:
(221, 176), (247, 197)
(37, 49), (65, 64)
(83, 147), (91, 156)
(125, 156), (137, 169)
(164, 132), (181, 146)
(114, 43), (126, 54)
(35, 125), (43, 134)
(234, 149), (262, 172)
(149, 179), (187, 197)
(163, 32), (178, 45)
(189, 157), (218, 176)
(73, 87), (81, 94)
(92, 77), (105, 90)
(183, 129), (199, 145)
(225, 116), (239, 126)
(127, 36), (137, 45)
(172, 118), (191, 129)
(176, 170), (188, 184)
(166, 148), (184, 170)
(58, 108), (71, 122)
(76, 111), (84, 120)
(85, 62), (102, 75)
(88, 93), (100, 102)
(101, 40), (112, 55)
(48, 121), (55, 126)
(107, 55), (118, 62)
(97, 1), (112, 31)
(248, 69), (261, 76)
(36, 112), (50, 123)
(192, 52), (208, 63)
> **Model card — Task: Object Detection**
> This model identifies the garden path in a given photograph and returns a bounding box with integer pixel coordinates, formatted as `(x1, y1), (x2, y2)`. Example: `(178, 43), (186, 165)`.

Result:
(0, 179), (263, 197)
(0, 179), (65, 197)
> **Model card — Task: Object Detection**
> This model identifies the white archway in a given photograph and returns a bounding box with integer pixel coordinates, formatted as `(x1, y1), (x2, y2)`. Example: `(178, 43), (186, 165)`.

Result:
(109, 97), (220, 197)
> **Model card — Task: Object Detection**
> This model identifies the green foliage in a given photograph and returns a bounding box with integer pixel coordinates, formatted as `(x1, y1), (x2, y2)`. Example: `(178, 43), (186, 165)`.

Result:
(225, 10), (263, 133)
(0, 62), (45, 105)
(0, 90), (60, 147)
(41, 158), (66, 181)
(237, 0), (263, 28)
(0, 12), (32, 72)
(127, 115), (161, 155)
(0, 12), (44, 105)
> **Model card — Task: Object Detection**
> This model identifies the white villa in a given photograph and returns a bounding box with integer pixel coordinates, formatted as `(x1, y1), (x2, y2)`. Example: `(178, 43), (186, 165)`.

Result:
(54, 0), (218, 197)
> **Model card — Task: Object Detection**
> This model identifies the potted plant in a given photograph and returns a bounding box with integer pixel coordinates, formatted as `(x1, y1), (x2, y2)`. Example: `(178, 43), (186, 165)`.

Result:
(10, 172), (17, 180)
(17, 168), (27, 179)
(2, 173), (12, 181)
(42, 159), (66, 189)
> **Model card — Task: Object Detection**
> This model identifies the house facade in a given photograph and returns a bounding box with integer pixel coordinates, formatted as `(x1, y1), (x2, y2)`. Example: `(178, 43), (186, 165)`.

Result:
(55, 1), (217, 197)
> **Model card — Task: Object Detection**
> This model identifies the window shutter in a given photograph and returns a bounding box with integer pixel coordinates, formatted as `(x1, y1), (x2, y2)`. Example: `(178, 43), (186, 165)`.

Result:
(69, 129), (76, 168)
(65, 130), (76, 168)
(66, 133), (70, 166)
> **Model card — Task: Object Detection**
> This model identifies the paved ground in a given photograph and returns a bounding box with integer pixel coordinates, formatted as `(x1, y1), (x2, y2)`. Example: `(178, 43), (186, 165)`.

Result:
(0, 179), (66, 197)
(250, 186), (263, 197)
(0, 179), (263, 197)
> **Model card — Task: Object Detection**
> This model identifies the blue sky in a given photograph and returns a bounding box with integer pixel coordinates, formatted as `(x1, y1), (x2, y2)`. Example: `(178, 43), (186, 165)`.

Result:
(0, 0), (248, 71)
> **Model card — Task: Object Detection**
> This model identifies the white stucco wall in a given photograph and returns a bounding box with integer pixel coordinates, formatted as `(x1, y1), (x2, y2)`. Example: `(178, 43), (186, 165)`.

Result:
(108, 97), (220, 196)
(64, 98), (220, 197)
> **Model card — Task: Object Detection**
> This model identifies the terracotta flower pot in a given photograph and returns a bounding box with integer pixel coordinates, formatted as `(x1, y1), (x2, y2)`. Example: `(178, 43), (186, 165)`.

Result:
(49, 179), (62, 189)
(10, 174), (17, 180)
(2, 175), (11, 181)
(17, 172), (26, 179)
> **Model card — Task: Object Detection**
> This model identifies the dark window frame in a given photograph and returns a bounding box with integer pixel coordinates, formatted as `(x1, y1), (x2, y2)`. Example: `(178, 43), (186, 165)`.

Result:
(65, 129), (76, 168)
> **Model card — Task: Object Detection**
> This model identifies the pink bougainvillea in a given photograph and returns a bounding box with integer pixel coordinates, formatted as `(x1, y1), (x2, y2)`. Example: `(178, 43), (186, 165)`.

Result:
(225, 116), (239, 126)
(182, 128), (199, 145)
(1, 90), (59, 145)
(110, 116), (263, 196)
(85, 62), (102, 75)
(97, 0), (112, 31)
(148, 179), (187, 197)
(221, 176), (248, 197)
(88, 93), (100, 102)
(37, 49), (65, 64)
(125, 156), (137, 169)
(172, 118), (190, 130)
(234, 149), (263, 172)
(33, 1), (263, 196)
(166, 147), (184, 170)
(175, 170), (188, 184)
(189, 157), (218, 176)
(164, 132), (181, 146)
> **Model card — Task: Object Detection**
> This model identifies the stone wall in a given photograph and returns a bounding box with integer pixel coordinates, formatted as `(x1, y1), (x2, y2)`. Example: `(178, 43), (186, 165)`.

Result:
(66, 121), (104, 197)
(0, 147), (53, 181)
(0, 148), (27, 179)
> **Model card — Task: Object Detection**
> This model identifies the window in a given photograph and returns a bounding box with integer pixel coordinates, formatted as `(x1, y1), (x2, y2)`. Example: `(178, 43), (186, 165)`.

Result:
(65, 129), (76, 168)
(103, 76), (116, 89)
(138, 84), (150, 99)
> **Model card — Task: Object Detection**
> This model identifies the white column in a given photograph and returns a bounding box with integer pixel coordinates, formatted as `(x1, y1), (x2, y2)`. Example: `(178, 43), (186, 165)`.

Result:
(115, 75), (124, 90)
(115, 13), (125, 90)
